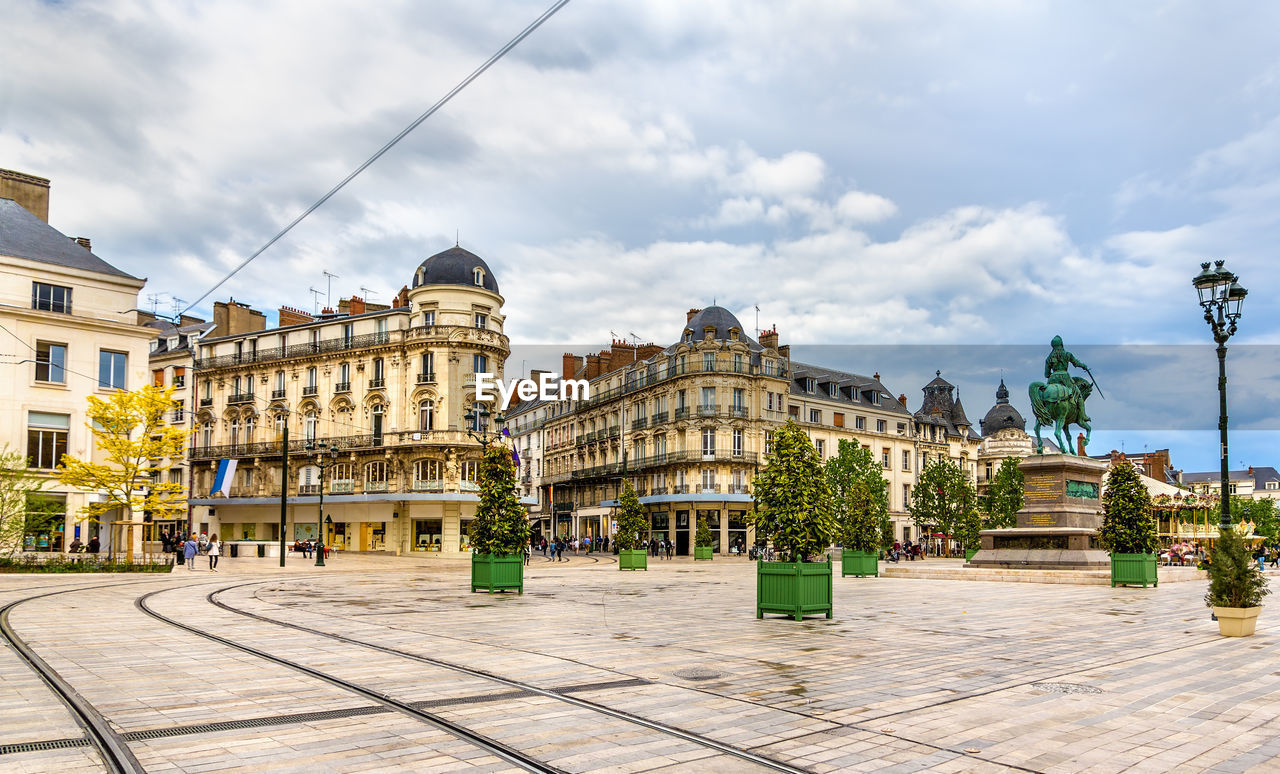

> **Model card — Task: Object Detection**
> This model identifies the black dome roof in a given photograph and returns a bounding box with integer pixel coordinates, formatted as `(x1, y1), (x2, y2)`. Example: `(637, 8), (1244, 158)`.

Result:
(683, 306), (746, 342)
(980, 379), (1026, 435)
(412, 246), (499, 293)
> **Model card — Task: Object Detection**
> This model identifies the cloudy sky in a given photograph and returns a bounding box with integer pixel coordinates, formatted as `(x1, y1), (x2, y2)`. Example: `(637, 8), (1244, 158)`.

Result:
(5, 0), (1280, 472)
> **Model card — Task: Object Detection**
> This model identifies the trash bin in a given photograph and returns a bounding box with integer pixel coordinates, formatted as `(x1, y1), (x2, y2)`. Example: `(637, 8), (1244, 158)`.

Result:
(256, 544), (265, 558)
(229, 543), (239, 558)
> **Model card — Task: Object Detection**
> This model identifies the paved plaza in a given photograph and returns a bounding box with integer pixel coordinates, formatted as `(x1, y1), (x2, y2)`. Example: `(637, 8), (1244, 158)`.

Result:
(1, 553), (1278, 773)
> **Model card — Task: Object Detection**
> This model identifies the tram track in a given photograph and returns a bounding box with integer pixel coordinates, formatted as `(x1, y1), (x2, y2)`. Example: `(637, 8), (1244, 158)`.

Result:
(134, 587), (563, 774)
(0, 581), (157, 773)
(201, 579), (814, 774)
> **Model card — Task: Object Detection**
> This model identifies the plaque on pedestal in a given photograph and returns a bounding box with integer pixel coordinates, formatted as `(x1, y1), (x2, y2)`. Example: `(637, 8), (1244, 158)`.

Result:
(967, 454), (1110, 570)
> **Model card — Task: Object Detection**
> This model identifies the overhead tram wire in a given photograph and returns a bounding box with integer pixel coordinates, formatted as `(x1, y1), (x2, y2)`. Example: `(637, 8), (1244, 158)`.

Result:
(179, 0), (573, 319)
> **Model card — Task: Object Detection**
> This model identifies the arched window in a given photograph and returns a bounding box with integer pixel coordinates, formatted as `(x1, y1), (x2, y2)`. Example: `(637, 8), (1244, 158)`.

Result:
(419, 400), (434, 431)
(372, 357), (384, 383)
(365, 461), (388, 492)
(469, 402), (485, 432)
(230, 419), (241, 447)
(245, 416), (256, 442)
(200, 422), (212, 449)
(372, 404), (384, 445)
(331, 463), (354, 493)
(473, 267), (485, 286)
(413, 459), (442, 490)
(304, 410), (317, 442)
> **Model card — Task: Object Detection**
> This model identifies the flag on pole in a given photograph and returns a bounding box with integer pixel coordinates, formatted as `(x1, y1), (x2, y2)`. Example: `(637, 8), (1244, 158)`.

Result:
(502, 426), (520, 467)
(212, 458), (238, 496)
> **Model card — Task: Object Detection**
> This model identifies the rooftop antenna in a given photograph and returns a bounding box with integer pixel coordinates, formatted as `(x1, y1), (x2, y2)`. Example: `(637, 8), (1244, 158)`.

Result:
(170, 297), (187, 319)
(755, 304), (760, 336)
(308, 287), (324, 314)
(628, 331), (641, 347)
(359, 286), (377, 302)
(146, 293), (164, 314)
(456, 229), (459, 247)
(322, 270), (339, 308)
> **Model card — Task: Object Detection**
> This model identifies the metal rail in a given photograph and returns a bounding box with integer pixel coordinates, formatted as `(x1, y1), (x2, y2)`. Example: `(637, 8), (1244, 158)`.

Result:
(0, 588), (147, 773)
(134, 590), (561, 774)
(206, 582), (811, 774)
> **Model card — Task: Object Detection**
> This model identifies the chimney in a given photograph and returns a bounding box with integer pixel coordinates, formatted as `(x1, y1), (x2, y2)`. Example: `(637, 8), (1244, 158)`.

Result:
(74, 237), (92, 251)
(562, 353), (583, 382)
(0, 168), (51, 222)
(636, 343), (663, 360)
(339, 296), (367, 316)
(687, 308), (702, 323)
(585, 354), (604, 380)
(777, 344), (790, 359)
(608, 340), (636, 371)
(898, 393), (908, 407)
(277, 305), (314, 328)
(529, 369), (548, 385)
(393, 285), (410, 308)
(759, 326), (779, 350)
(212, 299), (268, 336)
(873, 372), (880, 382)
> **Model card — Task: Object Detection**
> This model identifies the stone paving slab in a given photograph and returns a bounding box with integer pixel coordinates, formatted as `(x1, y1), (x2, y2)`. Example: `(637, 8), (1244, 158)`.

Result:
(1, 553), (1278, 772)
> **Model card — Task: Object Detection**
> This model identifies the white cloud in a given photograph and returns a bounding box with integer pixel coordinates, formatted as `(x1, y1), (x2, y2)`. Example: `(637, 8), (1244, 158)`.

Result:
(835, 191), (898, 223)
(730, 150), (826, 198)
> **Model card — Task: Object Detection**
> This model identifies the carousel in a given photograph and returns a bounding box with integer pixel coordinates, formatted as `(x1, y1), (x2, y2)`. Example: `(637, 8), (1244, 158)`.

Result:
(1151, 492), (1265, 565)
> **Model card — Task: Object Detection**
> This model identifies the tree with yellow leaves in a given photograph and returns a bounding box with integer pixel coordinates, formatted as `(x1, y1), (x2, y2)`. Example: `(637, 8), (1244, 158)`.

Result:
(58, 385), (189, 540)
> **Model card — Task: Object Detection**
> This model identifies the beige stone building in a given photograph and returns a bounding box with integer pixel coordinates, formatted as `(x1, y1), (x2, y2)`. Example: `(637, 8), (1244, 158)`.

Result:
(0, 170), (152, 554)
(540, 306), (923, 555)
(188, 247), (512, 554)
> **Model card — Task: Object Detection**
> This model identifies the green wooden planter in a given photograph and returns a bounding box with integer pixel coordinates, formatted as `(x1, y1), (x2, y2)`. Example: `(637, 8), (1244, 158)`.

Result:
(964, 548), (979, 562)
(694, 545), (713, 561)
(471, 552), (524, 594)
(840, 549), (878, 577)
(618, 549), (648, 571)
(756, 558), (833, 621)
(1110, 553), (1158, 588)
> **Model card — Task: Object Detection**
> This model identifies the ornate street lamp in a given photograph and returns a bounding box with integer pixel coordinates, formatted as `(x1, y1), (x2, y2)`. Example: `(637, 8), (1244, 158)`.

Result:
(308, 441), (341, 566)
(464, 405), (505, 448)
(1192, 260), (1247, 532)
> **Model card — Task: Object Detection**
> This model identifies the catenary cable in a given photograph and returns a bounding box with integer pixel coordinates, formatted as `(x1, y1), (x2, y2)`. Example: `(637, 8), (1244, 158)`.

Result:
(179, 0), (573, 318)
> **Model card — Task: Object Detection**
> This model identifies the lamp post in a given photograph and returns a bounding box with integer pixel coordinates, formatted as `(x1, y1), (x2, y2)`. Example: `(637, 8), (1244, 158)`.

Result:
(1192, 260), (1248, 533)
(464, 405), (506, 448)
(308, 441), (340, 567)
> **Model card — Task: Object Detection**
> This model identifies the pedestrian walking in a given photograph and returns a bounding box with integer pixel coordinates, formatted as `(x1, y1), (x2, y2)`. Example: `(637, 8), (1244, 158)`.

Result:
(183, 536), (198, 569)
(666, 539), (674, 560)
(208, 535), (221, 571)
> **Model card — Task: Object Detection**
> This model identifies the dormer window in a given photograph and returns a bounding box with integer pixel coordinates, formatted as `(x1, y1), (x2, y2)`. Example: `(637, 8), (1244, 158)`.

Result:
(168, 336), (179, 350)
(804, 377), (816, 393)
(870, 392), (882, 406)
(474, 267), (485, 286)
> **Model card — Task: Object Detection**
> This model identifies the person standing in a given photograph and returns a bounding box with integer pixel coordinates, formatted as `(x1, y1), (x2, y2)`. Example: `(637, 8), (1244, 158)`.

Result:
(208, 535), (221, 571)
(183, 535), (198, 570)
(666, 539), (674, 560)
(87, 535), (100, 554)
(68, 537), (82, 554)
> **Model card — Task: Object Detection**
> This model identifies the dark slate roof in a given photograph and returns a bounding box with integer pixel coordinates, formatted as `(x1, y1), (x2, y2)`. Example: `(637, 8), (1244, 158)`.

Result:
(980, 379), (1027, 435)
(150, 321), (216, 355)
(1253, 466), (1280, 488)
(914, 370), (976, 439)
(412, 246), (499, 293)
(1183, 470), (1254, 484)
(0, 198), (138, 279)
(789, 362), (912, 416)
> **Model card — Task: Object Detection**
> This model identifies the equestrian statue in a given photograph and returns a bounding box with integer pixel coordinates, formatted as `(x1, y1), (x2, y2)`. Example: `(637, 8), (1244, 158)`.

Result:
(1029, 335), (1102, 455)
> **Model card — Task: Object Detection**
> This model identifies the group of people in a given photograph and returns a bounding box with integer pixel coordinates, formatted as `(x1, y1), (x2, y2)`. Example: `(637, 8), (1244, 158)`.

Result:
(887, 541), (926, 562)
(535, 535), (610, 561)
(290, 539), (328, 559)
(161, 530), (221, 571)
(65, 536), (100, 554)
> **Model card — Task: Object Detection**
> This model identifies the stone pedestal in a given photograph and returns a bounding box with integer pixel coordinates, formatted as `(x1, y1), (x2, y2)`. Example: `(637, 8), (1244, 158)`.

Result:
(968, 454), (1110, 570)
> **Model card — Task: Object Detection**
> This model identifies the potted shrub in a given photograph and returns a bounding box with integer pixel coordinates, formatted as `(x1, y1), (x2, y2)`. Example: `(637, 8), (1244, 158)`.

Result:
(752, 421), (836, 620)
(694, 517), (714, 560)
(469, 444), (530, 593)
(614, 481), (648, 571)
(1206, 526), (1271, 636)
(1099, 460), (1158, 588)
(826, 441), (888, 578)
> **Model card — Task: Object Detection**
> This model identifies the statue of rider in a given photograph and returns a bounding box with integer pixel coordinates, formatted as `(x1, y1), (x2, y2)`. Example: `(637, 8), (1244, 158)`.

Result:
(1045, 335), (1091, 423)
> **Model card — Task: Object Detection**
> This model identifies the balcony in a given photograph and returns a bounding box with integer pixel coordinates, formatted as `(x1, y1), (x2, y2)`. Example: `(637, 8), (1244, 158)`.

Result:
(229, 393), (254, 404)
(672, 484), (690, 494)
(417, 372), (436, 384)
(335, 382), (351, 393)
(698, 405), (718, 418)
(650, 486), (668, 495)
(299, 484), (321, 495)
(652, 411), (668, 425)
(728, 484), (750, 494)
(199, 397), (213, 408)
(631, 417), (648, 430)
(698, 485), (721, 494)
(331, 480), (355, 494)
(412, 479), (445, 492)
(302, 385), (318, 396)
(730, 406), (748, 418)
(271, 389), (286, 399)
(607, 426), (620, 438)
(369, 378), (385, 389)
(194, 330), (393, 369)
(364, 481), (389, 493)
(674, 407), (690, 420)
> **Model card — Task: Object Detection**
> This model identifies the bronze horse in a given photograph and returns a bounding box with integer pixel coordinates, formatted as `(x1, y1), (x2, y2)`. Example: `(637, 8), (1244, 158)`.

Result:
(1029, 377), (1093, 455)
